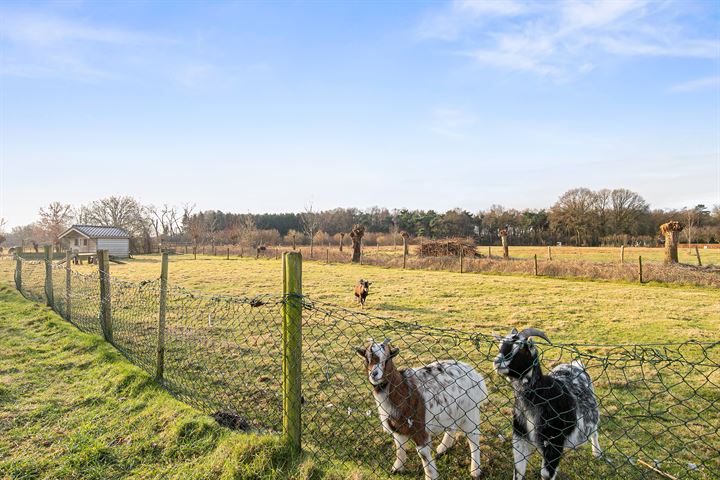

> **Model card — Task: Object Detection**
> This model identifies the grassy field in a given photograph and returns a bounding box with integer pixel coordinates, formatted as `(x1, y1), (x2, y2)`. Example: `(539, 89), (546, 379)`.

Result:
(1, 255), (718, 479)
(59, 254), (719, 344)
(162, 243), (720, 266)
(0, 283), (324, 480)
(354, 244), (720, 265)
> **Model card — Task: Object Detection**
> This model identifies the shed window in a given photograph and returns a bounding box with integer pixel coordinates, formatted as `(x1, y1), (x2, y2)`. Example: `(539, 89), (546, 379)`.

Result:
(83, 239), (88, 246)
(74, 239), (78, 246)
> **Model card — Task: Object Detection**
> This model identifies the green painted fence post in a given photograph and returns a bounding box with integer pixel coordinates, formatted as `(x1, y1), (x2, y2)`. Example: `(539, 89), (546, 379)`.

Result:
(282, 251), (302, 455)
(156, 251), (169, 381)
(66, 251), (72, 321)
(98, 250), (113, 342)
(44, 245), (54, 308)
(14, 247), (23, 291)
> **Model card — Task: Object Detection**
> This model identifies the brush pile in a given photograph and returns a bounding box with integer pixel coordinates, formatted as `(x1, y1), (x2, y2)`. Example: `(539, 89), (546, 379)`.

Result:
(419, 238), (480, 257)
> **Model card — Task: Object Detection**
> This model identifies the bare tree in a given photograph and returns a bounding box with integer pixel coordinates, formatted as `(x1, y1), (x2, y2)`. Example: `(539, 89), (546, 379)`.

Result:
(683, 208), (698, 246)
(38, 202), (73, 248)
(300, 203), (319, 257)
(186, 214), (207, 259)
(389, 219), (399, 251)
(0, 217), (6, 247)
(610, 189), (648, 236)
(238, 215), (259, 247)
(79, 196), (148, 234)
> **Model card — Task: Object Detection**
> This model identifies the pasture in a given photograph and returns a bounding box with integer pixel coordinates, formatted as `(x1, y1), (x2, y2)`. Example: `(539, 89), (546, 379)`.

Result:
(65, 253), (718, 344)
(358, 244), (719, 265)
(2, 254), (719, 479)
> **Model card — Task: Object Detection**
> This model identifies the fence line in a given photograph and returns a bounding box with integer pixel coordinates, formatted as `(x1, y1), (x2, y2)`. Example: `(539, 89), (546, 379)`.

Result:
(12, 252), (720, 479)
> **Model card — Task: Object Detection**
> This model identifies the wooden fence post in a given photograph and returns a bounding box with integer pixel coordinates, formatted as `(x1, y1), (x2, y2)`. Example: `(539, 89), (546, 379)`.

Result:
(65, 251), (72, 321)
(620, 245), (625, 264)
(14, 247), (23, 291)
(547, 246), (552, 261)
(695, 246), (702, 266)
(282, 252), (302, 456)
(156, 252), (169, 381)
(460, 247), (464, 273)
(534, 254), (538, 276)
(488, 246), (492, 258)
(638, 256), (643, 284)
(98, 250), (113, 342)
(226, 247), (230, 260)
(326, 248), (329, 264)
(44, 245), (54, 308)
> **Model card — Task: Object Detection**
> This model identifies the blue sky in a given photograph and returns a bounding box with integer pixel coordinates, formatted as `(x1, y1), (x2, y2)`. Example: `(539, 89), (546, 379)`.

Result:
(1, 0), (718, 228)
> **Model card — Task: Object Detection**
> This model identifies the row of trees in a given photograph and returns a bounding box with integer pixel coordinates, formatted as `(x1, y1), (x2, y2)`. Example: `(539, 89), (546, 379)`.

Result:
(1, 189), (718, 253)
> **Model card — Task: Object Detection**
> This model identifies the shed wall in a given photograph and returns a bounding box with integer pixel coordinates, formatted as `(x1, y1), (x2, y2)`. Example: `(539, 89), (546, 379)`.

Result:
(97, 239), (130, 258)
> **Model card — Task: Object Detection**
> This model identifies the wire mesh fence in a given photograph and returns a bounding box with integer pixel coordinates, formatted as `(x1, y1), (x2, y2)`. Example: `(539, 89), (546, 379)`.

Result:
(12, 255), (720, 479)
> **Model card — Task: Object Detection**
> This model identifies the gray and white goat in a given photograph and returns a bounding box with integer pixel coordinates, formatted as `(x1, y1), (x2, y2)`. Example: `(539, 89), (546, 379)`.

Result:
(493, 328), (602, 480)
(356, 338), (489, 480)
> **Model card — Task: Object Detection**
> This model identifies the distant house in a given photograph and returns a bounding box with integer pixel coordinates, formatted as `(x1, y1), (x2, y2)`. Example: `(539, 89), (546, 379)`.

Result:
(58, 225), (131, 258)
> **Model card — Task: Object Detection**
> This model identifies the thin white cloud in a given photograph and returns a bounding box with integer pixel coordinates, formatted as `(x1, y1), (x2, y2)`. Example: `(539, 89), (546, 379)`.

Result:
(560, 0), (648, 29)
(419, 0), (720, 78)
(0, 12), (168, 46)
(668, 76), (720, 93)
(455, 0), (527, 17)
(416, 0), (531, 40)
(431, 107), (477, 139)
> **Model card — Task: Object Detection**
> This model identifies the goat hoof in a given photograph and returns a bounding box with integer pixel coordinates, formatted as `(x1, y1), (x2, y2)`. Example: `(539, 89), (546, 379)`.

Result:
(471, 471), (483, 479)
(390, 467), (405, 475)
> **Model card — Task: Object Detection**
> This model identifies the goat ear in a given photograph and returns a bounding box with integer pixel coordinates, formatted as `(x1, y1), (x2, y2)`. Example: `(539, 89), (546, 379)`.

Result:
(389, 347), (400, 358)
(511, 327), (518, 335)
(354, 347), (366, 358)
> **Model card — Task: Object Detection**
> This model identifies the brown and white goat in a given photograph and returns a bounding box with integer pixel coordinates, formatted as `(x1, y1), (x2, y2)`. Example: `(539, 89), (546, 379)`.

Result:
(354, 279), (371, 308)
(355, 339), (489, 479)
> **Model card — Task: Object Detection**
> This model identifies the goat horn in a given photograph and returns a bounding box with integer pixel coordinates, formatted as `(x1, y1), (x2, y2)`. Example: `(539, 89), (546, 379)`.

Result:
(382, 338), (391, 345)
(519, 328), (551, 344)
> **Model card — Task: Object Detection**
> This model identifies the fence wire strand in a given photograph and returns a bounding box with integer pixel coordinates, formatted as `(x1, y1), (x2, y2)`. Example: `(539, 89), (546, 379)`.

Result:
(12, 256), (719, 479)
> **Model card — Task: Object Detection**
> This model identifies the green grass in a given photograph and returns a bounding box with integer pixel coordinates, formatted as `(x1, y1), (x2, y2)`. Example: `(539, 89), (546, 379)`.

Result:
(66, 254), (719, 344)
(0, 283), (340, 480)
(1, 256), (718, 479)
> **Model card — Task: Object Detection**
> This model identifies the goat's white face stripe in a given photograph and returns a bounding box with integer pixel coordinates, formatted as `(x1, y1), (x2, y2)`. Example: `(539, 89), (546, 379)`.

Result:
(494, 335), (522, 369)
(368, 343), (387, 385)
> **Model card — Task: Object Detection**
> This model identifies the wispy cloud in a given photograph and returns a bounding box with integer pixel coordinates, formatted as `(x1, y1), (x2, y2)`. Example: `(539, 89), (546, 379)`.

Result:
(0, 11), (172, 81)
(668, 76), (720, 93)
(431, 107), (477, 139)
(419, 0), (720, 79)
(0, 12), (168, 46)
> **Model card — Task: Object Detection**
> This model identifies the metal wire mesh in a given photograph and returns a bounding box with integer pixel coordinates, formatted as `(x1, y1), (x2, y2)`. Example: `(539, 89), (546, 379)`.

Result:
(301, 300), (719, 479)
(12, 256), (719, 479)
(17, 259), (46, 304)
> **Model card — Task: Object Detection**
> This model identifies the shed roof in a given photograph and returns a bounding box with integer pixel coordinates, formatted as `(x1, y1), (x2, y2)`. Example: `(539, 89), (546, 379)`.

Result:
(59, 225), (131, 239)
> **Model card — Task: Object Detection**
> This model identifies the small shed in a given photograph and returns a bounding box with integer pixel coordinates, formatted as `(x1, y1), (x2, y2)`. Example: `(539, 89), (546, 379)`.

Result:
(59, 225), (131, 258)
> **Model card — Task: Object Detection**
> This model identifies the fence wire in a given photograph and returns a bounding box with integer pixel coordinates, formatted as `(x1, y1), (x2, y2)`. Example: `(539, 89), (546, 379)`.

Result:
(13, 256), (720, 479)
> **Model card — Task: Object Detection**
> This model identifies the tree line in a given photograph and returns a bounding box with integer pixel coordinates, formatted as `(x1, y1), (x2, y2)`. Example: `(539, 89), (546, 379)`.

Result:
(1, 188), (718, 254)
